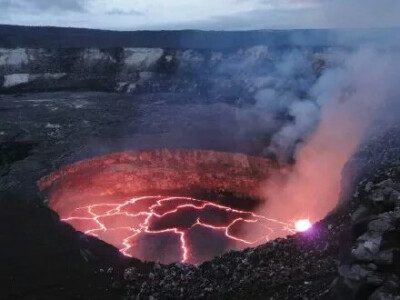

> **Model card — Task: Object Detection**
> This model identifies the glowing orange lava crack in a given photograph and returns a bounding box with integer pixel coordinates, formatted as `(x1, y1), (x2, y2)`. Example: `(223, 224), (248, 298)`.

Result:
(62, 196), (298, 263)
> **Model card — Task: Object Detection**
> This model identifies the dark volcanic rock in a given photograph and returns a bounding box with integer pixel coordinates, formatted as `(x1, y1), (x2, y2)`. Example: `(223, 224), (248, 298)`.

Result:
(332, 166), (400, 300)
(0, 191), (134, 299)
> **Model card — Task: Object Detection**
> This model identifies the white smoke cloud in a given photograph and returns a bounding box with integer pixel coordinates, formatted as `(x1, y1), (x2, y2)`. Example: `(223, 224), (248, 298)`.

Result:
(257, 46), (400, 230)
(267, 100), (319, 160)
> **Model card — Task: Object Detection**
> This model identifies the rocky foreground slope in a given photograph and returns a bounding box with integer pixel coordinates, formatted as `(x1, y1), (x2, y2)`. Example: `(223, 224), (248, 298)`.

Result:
(109, 174), (399, 300)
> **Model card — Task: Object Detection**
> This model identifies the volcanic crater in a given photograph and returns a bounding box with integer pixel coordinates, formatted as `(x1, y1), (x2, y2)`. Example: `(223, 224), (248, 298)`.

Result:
(38, 149), (295, 265)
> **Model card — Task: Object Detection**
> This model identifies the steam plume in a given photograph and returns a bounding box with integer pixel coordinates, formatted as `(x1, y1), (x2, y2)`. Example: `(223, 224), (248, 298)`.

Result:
(259, 46), (400, 227)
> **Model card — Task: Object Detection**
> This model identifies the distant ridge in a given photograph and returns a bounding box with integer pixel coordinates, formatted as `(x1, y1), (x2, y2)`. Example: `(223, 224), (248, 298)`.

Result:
(0, 24), (398, 50)
(0, 24), (338, 49)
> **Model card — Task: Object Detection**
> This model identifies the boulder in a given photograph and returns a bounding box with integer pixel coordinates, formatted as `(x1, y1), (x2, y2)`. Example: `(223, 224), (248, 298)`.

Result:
(352, 233), (382, 261)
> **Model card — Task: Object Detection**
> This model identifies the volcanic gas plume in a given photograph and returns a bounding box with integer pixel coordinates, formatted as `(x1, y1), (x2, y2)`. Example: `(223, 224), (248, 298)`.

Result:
(38, 149), (300, 265)
(259, 47), (400, 226)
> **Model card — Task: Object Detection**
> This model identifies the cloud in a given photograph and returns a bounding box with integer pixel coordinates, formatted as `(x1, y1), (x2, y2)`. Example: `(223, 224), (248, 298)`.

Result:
(201, 0), (400, 30)
(319, 0), (400, 28)
(0, 0), (399, 29)
(0, 0), (88, 12)
(201, 7), (321, 30)
(141, 0), (400, 31)
(106, 8), (143, 16)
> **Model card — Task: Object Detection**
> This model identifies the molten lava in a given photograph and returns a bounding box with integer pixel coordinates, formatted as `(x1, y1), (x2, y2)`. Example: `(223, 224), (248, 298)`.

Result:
(295, 219), (312, 232)
(38, 149), (295, 264)
(62, 196), (296, 264)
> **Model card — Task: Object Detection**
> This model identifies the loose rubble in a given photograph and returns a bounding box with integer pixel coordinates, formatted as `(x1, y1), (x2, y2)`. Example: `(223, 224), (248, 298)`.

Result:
(332, 166), (400, 300)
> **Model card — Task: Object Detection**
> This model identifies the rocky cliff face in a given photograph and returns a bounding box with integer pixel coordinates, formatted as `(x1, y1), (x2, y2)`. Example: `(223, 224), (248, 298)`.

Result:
(0, 47), (332, 102)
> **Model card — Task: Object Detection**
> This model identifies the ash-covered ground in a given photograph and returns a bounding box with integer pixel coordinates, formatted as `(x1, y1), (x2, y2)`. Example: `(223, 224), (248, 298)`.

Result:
(0, 92), (272, 195)
(0, 90), (399, 300)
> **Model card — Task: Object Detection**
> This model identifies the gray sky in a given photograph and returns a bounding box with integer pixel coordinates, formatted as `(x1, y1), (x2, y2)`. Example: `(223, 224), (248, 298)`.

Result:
(0, 0), (399, 30)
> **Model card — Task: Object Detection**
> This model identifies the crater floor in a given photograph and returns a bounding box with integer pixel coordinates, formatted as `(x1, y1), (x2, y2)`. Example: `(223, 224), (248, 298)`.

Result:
(38, 149), (292, 265)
